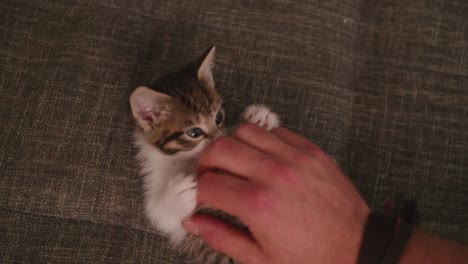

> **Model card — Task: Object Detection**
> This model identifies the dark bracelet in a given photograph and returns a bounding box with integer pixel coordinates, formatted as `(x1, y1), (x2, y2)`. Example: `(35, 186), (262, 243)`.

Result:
(357, 212), (413, 264)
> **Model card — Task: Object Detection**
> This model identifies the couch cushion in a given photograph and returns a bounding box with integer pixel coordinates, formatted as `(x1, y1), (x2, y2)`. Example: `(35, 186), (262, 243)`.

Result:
(0, 0), (466, 262)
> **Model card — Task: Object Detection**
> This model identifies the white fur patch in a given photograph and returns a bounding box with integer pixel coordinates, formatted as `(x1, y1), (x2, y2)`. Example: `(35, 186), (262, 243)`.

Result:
(134, 132), (202, 244)
(145, 173), (197, 244)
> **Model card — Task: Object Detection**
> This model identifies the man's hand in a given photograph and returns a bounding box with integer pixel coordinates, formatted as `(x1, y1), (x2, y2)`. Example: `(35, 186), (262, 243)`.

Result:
(182, 124), (370, 264)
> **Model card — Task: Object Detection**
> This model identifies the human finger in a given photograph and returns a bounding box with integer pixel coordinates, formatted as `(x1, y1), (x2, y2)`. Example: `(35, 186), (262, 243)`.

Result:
(197, 172), (258, 223)
(271, 127), (326, 158)
(232, 123), (300, 162)
(197, 136), (285, 182)
(183, 214), (263, 264)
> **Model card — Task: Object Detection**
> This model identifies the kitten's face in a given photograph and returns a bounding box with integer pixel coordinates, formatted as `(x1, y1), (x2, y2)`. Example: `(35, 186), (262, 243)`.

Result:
(145, 98), (225, 155)
(130, 46), (225, 155)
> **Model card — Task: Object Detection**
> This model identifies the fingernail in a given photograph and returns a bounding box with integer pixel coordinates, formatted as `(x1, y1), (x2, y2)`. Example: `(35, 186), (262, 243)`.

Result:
(182, 220), (199, 236)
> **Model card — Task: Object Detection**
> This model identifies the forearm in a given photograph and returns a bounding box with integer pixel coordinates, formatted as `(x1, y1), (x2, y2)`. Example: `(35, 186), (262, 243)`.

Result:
(399, 228), (468, 263)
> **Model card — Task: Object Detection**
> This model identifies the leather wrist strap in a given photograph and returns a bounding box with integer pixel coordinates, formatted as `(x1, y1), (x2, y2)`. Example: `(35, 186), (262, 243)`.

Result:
(357, 212), (413, 264)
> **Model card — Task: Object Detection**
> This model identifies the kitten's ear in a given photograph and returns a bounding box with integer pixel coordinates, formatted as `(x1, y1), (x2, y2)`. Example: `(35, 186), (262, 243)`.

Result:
(196, 46), (216, 88)
(129, 86), (173, 132)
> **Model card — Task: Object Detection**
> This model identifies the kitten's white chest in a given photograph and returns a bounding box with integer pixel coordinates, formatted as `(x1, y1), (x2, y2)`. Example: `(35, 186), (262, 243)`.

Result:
(134, 132), (199, 243)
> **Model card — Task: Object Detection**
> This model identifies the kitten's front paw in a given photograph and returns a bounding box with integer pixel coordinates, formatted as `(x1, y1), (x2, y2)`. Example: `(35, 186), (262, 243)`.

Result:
(241, 105), (280, 131)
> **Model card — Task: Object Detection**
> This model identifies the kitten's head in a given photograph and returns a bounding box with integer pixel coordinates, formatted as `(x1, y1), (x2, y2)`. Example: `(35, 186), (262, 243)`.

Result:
(130, 46), (224, 156)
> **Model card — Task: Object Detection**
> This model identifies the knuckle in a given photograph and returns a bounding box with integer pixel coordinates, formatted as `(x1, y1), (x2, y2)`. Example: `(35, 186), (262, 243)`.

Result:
(293, 151), (314, 167)
(268, 159), (298, 185)
(309, 147), (329, 161)
(235, 123), (258, 137)
(247, 188), (272, 212)
(209, 136), (231, 153)
(262, 156), (282, 169)
(276, 163), (294, 180)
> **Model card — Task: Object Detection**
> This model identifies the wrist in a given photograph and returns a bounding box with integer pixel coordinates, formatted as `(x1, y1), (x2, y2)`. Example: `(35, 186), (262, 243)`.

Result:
(357, 212), (413, 264)
(399, 229), (468, 264)
(398, 229), (428, 263)
(345, 206), (370, 264)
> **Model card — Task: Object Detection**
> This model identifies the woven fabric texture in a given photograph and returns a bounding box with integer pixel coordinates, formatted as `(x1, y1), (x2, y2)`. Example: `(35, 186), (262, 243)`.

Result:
(0, 0), (467, 262)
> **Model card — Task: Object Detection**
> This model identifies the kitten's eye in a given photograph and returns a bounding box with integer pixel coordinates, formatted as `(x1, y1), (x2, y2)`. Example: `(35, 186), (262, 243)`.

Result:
(215, 111), (224, 125)
(186, 128), (203, 138)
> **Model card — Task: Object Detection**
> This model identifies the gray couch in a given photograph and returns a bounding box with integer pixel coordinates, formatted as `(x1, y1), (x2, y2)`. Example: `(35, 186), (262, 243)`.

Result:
(1, 0), (466, 263)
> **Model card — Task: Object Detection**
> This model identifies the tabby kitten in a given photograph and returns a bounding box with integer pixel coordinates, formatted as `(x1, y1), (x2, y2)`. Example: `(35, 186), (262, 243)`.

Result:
(129, 47), (279, 264)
